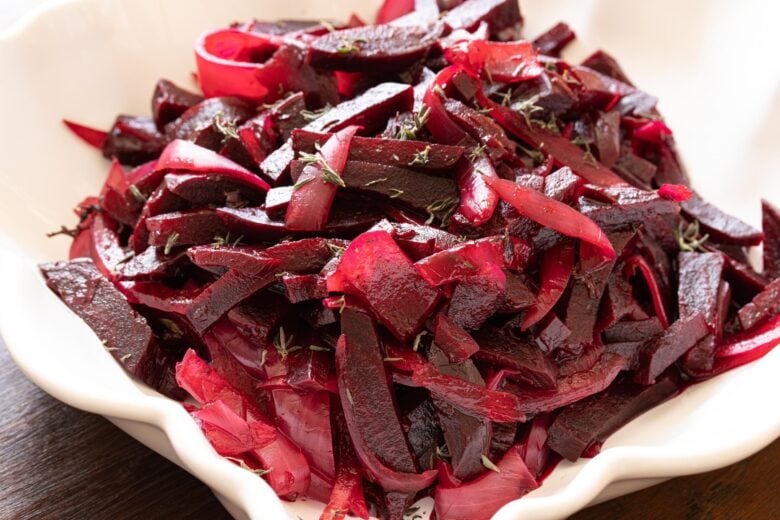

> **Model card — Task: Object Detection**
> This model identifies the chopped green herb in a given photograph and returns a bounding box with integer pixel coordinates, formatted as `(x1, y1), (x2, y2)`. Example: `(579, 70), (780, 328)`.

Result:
(408, 145), (431, 166)
(425, 196), (458, 227)
(213, 111), (240, 143)
(301, 104), (331, 122)
(320, 20), (337, 32)
(436, 444), (450, 459)
(309, 345), (330, 352)
(333, 295), (346, 313)
(293, 176), (314, 190)
(433, 85), (447, 99)
(481, 454), (501, 473)
(345, 388), (354, 405)
(273, 327), (301, 359)
(412, 331), (428, 351)
(212, 232), (243, 248)
(673, 220), (709, 252)
(383, 357), (404, 362)
(513, 95), (543, 127)
(160, 318), (182, 336)
(116, 251), (135, 265)
(395, 104), (431, 140)
(517, 143), (545, 164)
(224, 456), (273, 476)
(388, 188), (405, 199)
(299, 151), (346, 187)
(259, 349), (267, 367)
(164, 232), (180, 255)
(467, 143), (487, 162)
(336, 37), (366, 54)
(128, 184), (147, 203)
(364, 177), (388, 187)
(46, 225), (81, 238)
(119, 353), (132, 363)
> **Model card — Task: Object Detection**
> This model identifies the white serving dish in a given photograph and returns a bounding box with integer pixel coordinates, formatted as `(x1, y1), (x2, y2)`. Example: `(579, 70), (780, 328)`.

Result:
(0, 0), (778, 519)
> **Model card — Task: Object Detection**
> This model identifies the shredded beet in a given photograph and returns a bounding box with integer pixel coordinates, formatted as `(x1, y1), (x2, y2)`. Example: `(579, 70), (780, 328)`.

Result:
(46, 2), (780, 517)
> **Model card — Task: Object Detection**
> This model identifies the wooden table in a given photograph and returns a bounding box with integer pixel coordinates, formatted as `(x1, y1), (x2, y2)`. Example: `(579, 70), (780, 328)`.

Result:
(1, 342), (777, 519)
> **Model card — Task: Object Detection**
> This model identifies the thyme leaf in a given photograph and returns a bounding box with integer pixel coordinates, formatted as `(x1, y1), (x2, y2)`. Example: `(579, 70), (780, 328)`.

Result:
(129, 184), (147, 203)
(408, 145), (431, 166)
(164, 232), (180, 255)
(481, 454), (501, 473)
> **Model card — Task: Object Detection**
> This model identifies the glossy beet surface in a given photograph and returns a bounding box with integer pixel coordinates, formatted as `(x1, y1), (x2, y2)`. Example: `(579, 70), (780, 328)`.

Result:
(49, 1), (780, 518)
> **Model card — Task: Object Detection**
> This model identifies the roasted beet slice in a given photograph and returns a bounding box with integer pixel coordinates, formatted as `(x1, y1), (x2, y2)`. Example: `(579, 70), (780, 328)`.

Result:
(292, 130), (464, 171)
(260, 83), (413, 184)
(286, 126), (359, 231)
(434, 445), (538, 520)
(292, 159), (459, 217)
(102, 115), (167, 165)
(151, 79), (204, 129)
(547, 374), (679, 461)
(533, 22), (576, 56)
(328, 230), (439, 341)
(446, 267), (506, 330)
(187, 268), (278, 333)
(427, 345), (491, 481)
(710, 315), (780, 376)
(562, 231), (634, 344)
(737, 278), (780, 331)
(503, 353), (625, 414)
(604, 317), (663, 344)
(119, 246), (189, 281)
(522, 241), (574, 329)
(677, 252), (725, 334)
(321, 410), (370, 520)
(441, 0), (523, 38)
(578, 184), (679, 230)
(146, 209), (228, 248)
(681, 193), (763, 246)
(164, 96), (254, 144)
(337, 310), (437, 492)
(309, 24), (441, 72)
(227, 292), (292, 348)
(40, 259), (169, 389)
(635, 313), (709, 385)
(762, 200), (780, 280)
(187, 245), (278, 275)
(473, 326), (558, 389)
(433, 313), (480, 362)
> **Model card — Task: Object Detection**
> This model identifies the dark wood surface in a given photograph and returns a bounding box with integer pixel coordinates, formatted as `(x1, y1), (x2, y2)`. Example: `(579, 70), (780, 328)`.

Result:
(0, 341), (777, 520)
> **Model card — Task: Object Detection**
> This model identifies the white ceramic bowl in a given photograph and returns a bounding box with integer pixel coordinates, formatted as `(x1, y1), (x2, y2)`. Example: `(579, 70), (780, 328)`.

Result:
(1, 1), (779, 519)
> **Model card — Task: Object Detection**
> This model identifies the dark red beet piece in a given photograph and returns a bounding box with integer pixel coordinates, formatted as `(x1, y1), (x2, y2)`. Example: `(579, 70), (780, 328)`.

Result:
(227, 292), (291, 348)
(499, 271), (536, 313)
(427, 345), (491, 481)
(119, 247), (189, 281)
(442, 0), (523, 38)
(532, 22), (576, 57)
(291, 130), (465, 171)
(287, 345), (334, 393)
(286, 126), (359, 231)
(677, 252), (725, 334)
(187, 245), (278, 275)
(445, 40), (543, 84)
(434, 445), (538, 520)
(266, 237), (342, 273)
(594, 110), (620, 168)
(680, 334), (717, 377)
(547, 374), (679, 461)
(737, 278), (780, 331)
(337, 309), (437, 492)
(762, 200), (780, 280)
(261, 83), (413, 184)
(522, 241), (574, 329)
(681, 193), (763, 246)
(282, 274), (327, 303)
(321, 410), (370, 520)
(309, 24), (442, 72)
(146, 209), (228, 248)
(151, 79), (204, 129)
(578, 184), (679, 231)
(562, 231), (634, 344)
(40, 259), (170, 390)
(485, 176), (615, 262)
(503, 353), (625, 414)
(186, 268), (278, 333)
(328, 230), (439, 341)
(473, 325), (558, 390)
(433, 312), (480, 362)
(446, 266), (506, 330)
(604, 318), (663, 344)
(102, 115), (167, 165)
(635, 313), (709, 385)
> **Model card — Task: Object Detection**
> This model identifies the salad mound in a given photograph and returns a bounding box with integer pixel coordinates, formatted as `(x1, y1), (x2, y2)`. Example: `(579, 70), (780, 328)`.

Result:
(46, 1), (779, 519)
